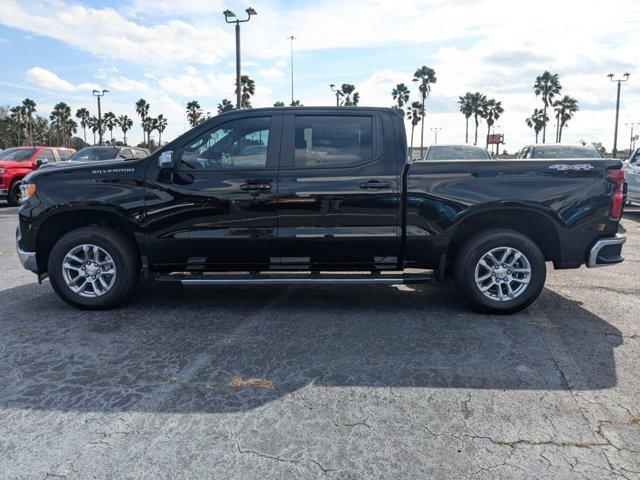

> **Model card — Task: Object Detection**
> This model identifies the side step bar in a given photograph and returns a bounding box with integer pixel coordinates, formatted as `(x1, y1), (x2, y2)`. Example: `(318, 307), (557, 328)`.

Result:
(153, 272), (432, 286)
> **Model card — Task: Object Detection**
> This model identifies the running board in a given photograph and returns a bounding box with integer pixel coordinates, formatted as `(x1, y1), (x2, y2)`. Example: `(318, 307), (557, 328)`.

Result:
(152, 272), (432, 285)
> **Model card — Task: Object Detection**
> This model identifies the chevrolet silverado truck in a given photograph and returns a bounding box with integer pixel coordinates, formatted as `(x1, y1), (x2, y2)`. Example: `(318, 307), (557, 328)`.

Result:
(16, 107), (626, 313)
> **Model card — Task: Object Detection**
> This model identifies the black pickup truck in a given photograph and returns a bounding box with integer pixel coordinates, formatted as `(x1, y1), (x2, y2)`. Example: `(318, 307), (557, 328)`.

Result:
(16, 107), (626, 313)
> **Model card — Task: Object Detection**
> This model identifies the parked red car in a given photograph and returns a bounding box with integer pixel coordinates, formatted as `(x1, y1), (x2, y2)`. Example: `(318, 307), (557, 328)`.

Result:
(0, 146), (75, 205)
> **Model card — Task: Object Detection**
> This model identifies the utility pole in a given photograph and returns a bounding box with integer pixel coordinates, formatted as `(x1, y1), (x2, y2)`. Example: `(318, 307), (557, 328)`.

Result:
(224, 7), (257, 109)
(288, 35), (296, 105)
(92, 89), (108, 146)
(430, 127), (442, 144)
(608, 73), (630, 158)
(626, 122), (638, 155)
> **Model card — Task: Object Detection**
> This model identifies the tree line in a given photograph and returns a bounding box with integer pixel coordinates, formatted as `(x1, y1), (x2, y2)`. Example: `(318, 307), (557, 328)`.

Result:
(0, 98), (168, 150)
(1, 69), (581, 153)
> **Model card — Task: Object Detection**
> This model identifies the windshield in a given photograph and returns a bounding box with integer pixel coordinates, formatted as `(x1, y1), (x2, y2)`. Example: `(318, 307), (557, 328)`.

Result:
(68, 147), (120, 162)
(532, 146), (603, 159)
(0, 148), (36, 162)
(425, 146), (492, 160)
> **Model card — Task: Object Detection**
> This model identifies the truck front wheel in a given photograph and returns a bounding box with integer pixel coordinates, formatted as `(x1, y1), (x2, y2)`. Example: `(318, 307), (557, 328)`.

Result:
(7, 180), (22, 206)
(453, 229), (546, 314)
(48, 227), (139, 310)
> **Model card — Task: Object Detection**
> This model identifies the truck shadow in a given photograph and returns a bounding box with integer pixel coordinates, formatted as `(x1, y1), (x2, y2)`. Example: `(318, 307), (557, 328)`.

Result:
(0, 281), (622, 414)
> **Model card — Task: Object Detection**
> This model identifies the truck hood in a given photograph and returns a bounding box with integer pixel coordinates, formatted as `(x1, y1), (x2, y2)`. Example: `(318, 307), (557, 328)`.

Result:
(24, 158), (134, 183)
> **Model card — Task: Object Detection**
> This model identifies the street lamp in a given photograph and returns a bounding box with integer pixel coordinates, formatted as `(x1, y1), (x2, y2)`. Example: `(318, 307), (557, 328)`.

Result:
(608, 72), (630, 158)
(288, 35), (296, 105)
(224, 7), (257, 109)
(625, 122), (639, 154)
(430, 127), (442, 144)
(329, 84), (341, 106)
(92, 89), (108, 146)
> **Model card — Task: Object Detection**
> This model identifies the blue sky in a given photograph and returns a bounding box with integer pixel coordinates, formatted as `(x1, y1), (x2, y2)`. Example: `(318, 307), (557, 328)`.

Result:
(1, 0), (639, 151)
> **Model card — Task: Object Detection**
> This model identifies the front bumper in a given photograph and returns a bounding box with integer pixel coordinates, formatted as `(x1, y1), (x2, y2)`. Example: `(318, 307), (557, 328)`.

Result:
(16, 225), (38, 273)
(586, 235), (626, 268)
(17, 246), (38, 273)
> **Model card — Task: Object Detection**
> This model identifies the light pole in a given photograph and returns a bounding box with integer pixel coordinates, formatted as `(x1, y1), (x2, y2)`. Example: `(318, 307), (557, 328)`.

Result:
(92, 89), (108, 146)
(329, 84), (341, 106)
(224, 7), (257, 109)
(626, 122), (639, 154)
(608, 73), (630, 158)
(430, 127), (442, 144)
(288, 35), (296, 105)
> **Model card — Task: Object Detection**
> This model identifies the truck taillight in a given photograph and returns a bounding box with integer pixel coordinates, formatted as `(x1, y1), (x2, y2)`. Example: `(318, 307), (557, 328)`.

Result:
(606, 169), (624, 220)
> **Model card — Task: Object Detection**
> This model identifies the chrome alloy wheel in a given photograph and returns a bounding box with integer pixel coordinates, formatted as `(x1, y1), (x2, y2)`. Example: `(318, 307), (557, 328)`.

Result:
(474, 247), (531, 302)
(61, 244), (117, 298)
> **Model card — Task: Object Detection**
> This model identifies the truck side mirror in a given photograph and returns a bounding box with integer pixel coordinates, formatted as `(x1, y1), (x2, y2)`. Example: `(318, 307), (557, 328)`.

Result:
(35, 158), (48, 167)
(158, 151), (174, 169)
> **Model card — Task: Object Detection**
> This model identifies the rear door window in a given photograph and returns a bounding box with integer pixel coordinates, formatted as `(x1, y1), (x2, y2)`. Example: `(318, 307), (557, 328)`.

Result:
(293, 116), (373, 168)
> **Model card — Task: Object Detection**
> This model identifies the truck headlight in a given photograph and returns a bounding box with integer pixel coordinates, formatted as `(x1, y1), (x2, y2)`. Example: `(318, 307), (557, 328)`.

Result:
(20, 183), (36, 203)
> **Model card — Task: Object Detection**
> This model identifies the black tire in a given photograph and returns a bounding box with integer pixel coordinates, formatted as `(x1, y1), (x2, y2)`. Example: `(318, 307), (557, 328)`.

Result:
(453, 229), (546, 314)
(48, 226), (139, 310)
(7, 180), (22, 206)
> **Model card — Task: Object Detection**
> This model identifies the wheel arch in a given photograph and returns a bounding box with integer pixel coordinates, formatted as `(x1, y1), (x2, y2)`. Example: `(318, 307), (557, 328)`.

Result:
(447, 206), (562, 265)
(36, 207), (141, 274)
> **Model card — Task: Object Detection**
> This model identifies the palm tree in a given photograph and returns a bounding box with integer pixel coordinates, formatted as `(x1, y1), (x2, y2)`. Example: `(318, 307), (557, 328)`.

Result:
(391, 83), (410, 111)
(217, 99), (234, 114)
(238, 75), (256, 108)
(88, 116), (102, 145)
(290, 100), (302, 106)
(468, 92), (488, 145)
(117, 115), (133, 145)
(553, 95), (579, 143)
(22, 98), (37, 145)
(103, 112), (117, 143)
(484, 99), (504, 149)
(186, 100), (202, 127)
(412, 66), (437, 155)
(142, 117), (154, 145)
(50, 102), (71, 147)
(155, 114), (168, 146)
(75, 108), (91, 143)
(10, 106), (24, 146)
(525, 108), (549, 143)
(135, 98), (150, 144)
(340, 84), (360, 106)
(533, 71), (562, 143)
(273, 101), (285, 107)
(458, 93), (474, 144)
(65, 119), (78, 145)
(406, 101), (424, 156)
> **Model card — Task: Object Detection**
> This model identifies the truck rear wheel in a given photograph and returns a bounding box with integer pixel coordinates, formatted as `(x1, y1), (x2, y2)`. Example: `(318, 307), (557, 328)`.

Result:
(453, 229), (546, 314)
(48, 227), (139, 310)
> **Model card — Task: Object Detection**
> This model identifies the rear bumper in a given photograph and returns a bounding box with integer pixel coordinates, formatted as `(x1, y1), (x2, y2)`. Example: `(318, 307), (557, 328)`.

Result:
(587, 235), (626, 268)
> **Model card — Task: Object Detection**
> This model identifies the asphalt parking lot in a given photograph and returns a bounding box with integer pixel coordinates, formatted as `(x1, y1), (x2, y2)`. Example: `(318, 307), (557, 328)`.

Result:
(0, 203), (638, 479)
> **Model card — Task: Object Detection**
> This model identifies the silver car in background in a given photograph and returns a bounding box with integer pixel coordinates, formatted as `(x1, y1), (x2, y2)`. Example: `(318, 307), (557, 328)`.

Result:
(516, 144), (604, 159)
(421, 144), (492, 161)
(624, 148), (640, 204)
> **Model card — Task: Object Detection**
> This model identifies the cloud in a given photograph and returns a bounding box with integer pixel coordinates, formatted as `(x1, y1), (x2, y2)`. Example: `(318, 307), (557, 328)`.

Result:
(108, 76), (151, 93)
(25, 67), (100, 93)
(258, 68), (286, 80)
(158, 67), (236, 98)
(0, 0), (232, 66)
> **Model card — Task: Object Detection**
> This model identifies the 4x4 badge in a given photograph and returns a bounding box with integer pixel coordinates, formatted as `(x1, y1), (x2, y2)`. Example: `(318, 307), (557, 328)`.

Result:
(549, 164), (594, 171)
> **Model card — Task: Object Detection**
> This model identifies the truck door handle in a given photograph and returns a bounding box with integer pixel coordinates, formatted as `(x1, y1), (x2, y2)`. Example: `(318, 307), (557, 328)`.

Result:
(359, 181), (391, 190)
(240, 183), (271, 191)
